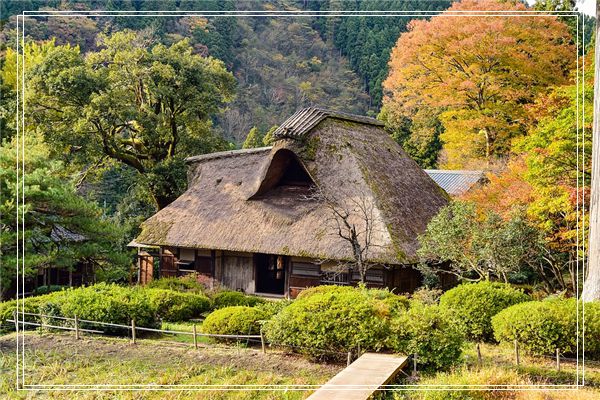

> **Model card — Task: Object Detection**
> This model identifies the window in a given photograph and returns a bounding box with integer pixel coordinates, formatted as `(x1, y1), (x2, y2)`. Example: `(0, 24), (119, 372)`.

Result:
(351, 269), (384, 283)
(291, 262), (320, 277)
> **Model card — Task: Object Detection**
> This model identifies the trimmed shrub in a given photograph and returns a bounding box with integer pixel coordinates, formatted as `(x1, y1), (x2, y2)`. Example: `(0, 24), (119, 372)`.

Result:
(410, 287), (443, 305)
(33, 285), (66, 296)
(146, 275), (206, 293)
(492, 298), (600, 358)
(146, 289), (210, 321)
(387, 303), (464, 372)
(55, 284), (158, 330)
(263, 286), (395, 358)
(295, 285), (347, 300)
(202, 306), (267, 336)
(211, 291), (266, 309)
(254, 299), (293, 318)
(297, 285), (409, 316)
(439, 281), (530, 341)
(0, 294), (56, 332)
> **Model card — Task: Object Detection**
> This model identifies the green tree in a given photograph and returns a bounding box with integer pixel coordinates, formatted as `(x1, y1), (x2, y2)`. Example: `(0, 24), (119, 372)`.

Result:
(262, 125), (278, 146)
(382, 0), (574, 168)
(417, 201), (544, 283)
(27, 31), (236, 209)
(242, 126), (263, 149)
(0, 135), (129, 300)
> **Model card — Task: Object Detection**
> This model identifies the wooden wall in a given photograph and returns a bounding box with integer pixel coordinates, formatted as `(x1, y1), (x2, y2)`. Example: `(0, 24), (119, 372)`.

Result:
(384, 267), (422, 294)
(218, 251), (255, 293)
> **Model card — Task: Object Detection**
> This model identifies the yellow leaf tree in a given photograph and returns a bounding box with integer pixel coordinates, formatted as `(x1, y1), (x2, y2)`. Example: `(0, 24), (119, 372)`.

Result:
(382, 0), (574, 169)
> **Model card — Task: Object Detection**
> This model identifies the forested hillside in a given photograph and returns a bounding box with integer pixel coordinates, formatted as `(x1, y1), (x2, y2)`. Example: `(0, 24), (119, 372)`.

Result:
(305, 0), (452, 107)
(0, 0), (374, 142)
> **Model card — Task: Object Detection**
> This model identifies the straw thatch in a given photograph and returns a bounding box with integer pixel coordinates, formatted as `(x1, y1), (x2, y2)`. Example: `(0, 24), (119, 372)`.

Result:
(135, 107), (449, 265)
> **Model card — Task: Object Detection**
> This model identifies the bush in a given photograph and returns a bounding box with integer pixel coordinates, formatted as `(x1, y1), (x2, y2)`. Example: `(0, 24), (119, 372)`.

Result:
(202, 306), (267, 336)
(211, 290), (266, 309)
(439, 281), (530, 341)
(146, 275), (206, 293)
(295, 285), (347, 299)
(263, 286), (395, 358)
(0, 294), (56, 332)
(387, 303), (464, 372)
(33, 285), (67, 296)
(145, 289), (210, 322)
(410, 287), (443, 305)
(492, 298), (600, 358)
(55, 284), (158, 331)
(254, 299), (293, 318)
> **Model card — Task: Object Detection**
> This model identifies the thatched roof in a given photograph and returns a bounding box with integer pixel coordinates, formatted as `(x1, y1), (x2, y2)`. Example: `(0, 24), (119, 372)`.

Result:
(135, 107), (449, 265)
(424, 170), (485, 196)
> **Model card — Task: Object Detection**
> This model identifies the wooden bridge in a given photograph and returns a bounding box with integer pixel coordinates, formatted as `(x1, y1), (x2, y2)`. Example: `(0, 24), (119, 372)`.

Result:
(307, 352), (409, 400)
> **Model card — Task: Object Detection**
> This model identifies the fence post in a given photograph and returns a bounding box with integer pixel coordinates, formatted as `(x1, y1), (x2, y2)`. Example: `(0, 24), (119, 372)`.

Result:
(476, 343), (482, 368)
(74, 315), (80, 340)
(260, 328), (266, 354)
(347, 351), (352, 367)
(13, 310), (18, 333)
(192, 324), (198, 350)
(556, 348), (560, 371)
(412, 353), (418, 376)
(131, 319), (136, 344)
(514, 339), (520, 366)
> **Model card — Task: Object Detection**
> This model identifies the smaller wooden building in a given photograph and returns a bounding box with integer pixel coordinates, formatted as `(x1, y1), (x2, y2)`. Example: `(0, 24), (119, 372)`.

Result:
(132, 108), (451, 297)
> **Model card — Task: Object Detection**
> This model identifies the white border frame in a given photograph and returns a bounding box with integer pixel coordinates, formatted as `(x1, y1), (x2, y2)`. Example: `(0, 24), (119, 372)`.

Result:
(11, 4), (587, 394)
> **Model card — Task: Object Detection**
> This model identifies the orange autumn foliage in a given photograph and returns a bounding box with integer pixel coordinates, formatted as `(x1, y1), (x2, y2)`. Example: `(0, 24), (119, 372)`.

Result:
(382, 0), (574, 169)
(462, 158), (535, 219)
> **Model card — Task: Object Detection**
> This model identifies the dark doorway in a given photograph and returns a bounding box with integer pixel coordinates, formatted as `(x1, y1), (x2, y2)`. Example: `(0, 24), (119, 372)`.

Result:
(255, 254), (286, 295)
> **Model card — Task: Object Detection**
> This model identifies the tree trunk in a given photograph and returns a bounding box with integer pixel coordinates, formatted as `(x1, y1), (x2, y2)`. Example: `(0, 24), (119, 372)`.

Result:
(582, 3), (600, 302)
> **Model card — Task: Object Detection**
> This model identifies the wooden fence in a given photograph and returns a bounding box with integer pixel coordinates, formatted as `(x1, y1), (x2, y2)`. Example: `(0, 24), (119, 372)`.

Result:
(8, 311), (351, 362)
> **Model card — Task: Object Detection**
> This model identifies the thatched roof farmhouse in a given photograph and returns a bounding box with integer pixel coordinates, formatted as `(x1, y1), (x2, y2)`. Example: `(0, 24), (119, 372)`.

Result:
(133, 108), (450, 297)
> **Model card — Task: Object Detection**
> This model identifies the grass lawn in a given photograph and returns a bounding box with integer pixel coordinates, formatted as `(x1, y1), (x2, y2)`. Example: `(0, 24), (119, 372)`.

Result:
(3, 332), (600, 399)
(0, 332), (341, 399)
(378, 342), (600, 399)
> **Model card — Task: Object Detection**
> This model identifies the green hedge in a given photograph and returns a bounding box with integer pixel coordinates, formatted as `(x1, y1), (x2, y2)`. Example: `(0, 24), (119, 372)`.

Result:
(146, 289), (211, 322)
(254, 299), (292, 318)
(387, 303), (464, 372)
(0, 283), (215, 334)
(211, 291), (266, 309)
(0, 294), (56, 332)
(202, 306), (267, 336)
(439, 282), (530, 342)
(264, 286), (408, 359)
(54, 284), (158, 330)
(146, 275), (205, 293)
(32, 285), (67, 296)
(492, 298), (600, 358)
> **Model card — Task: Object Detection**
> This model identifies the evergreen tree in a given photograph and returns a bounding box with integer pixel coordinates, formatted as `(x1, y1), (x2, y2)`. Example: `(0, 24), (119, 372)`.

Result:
(242, 127), (263, 149)
(262, 125), (279, 146)
(0, 135), (129, 299)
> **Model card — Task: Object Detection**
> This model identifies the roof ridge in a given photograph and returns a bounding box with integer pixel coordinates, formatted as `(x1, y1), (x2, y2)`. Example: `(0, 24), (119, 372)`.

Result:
(424, 169), (484, 174)
(273, 107), (384, 140)
(185, 147), (273, 164)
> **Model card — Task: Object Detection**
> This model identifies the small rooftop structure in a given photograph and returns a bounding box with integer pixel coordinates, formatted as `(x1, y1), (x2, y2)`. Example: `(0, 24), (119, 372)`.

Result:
(273, 107), (384, 140)
(424, 169), (485, 197)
